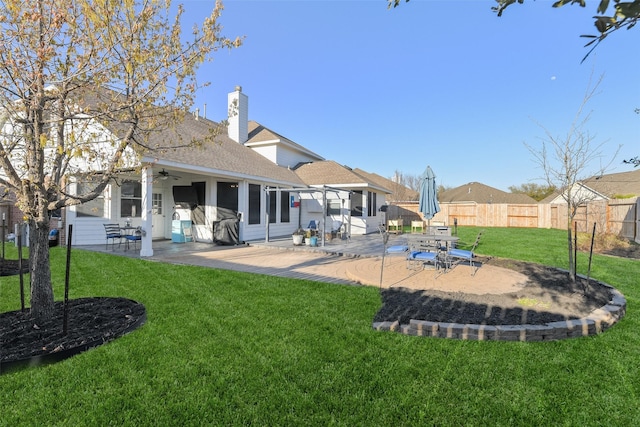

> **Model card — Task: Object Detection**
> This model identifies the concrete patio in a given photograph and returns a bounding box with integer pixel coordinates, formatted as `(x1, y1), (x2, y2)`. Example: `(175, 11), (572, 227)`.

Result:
(72, 233), (527, 295)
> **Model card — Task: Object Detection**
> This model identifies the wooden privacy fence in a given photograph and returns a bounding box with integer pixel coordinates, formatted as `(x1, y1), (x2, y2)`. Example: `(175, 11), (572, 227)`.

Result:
(393, 197), (639, 242)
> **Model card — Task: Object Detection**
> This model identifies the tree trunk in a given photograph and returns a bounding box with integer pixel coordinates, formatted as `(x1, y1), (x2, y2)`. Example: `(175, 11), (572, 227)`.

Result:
(567, 227), (576, 283)
(29, 219), (55, 322)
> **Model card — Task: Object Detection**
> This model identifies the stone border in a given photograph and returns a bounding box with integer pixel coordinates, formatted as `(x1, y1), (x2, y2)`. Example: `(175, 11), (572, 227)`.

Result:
(372, 277), (626, 341)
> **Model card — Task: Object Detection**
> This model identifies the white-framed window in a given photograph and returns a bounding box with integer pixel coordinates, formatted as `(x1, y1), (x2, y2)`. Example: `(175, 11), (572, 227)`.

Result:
(75, 179), (106, 218)
(120, 180), (142, 218)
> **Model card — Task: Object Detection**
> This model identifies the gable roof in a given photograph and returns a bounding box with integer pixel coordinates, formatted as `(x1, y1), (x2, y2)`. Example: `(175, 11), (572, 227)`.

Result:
(139, 114), (306, 186)
(540, 168), (640, 203)
(294, 161), (389, 192)
(439, 182), (537, 204)
(246, 121), (324, 161)
(352, 168), (417, 200)
(581, 169), (640, 197)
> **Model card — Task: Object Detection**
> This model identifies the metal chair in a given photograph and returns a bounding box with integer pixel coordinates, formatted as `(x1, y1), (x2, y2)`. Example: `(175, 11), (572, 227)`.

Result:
(446, 231), (482, 274)
(124, 227), (142, 251)
(103, 223), (123, 250)
(406, 238), (440, 271)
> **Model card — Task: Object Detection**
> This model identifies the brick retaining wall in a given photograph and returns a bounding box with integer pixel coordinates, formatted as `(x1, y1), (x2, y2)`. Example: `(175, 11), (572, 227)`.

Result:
(373, 280), (626, 342)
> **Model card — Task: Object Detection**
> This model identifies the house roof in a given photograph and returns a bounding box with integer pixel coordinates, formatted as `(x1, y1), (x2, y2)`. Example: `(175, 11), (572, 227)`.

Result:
(294, 161), (389, 192)
(581, 169), (640, 197)
(246, 121), (324, 161)
(439, 182), (538, 204)
(139, 114), (306, 186)
(352, 168), (417, 200)
(540, 168), (640, 203)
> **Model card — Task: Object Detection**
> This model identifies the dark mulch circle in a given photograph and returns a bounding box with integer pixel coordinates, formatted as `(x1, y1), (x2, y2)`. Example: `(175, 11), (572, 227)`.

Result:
(374, 258), (614, 326)
(0, 297), (146, 373)
(0, 258), (29, 277)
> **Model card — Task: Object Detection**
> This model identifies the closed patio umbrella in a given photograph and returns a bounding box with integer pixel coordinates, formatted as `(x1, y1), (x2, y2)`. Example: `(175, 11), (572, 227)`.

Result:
(418, 165), (440, 231)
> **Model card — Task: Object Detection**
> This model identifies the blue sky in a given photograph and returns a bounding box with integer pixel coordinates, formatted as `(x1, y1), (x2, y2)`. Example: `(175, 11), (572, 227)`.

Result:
(182, 0), (639, 191)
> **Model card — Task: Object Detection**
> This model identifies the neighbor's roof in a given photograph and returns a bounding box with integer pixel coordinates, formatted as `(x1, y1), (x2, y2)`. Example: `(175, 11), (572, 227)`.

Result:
(539, 168), (640, 203)
(439, 182), (537, 204)
(294, 161), (389, 192)
(581, 168), (640, 197)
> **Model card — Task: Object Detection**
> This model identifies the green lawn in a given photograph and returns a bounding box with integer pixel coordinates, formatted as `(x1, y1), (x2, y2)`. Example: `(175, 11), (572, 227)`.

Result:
(1, 227), (639, 426)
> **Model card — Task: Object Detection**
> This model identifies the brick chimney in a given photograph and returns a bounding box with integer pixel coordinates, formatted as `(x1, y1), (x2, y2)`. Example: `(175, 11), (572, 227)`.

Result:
(227, 86), (248, 144)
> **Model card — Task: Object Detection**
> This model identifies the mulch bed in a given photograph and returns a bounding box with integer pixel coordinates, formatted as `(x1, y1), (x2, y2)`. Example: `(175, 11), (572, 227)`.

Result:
(0, 258), (29, 276)
(0, 297), (146, 372)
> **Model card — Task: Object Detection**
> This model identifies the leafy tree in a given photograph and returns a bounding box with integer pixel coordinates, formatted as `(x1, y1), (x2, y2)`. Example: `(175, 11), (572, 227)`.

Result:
(525, 76), (619, 282)
(623, 108), (639, 166)
(389, 0), (639, 55)
(0, 0), (241, 322)
(508, 183), (557, 201)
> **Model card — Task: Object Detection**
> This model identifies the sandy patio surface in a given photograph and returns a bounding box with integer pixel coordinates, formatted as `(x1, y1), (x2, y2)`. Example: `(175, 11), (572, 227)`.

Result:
(161, 246), (529, 295)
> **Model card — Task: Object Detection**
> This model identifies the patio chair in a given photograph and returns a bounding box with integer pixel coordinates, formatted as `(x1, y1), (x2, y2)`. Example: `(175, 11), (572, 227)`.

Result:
(103, 223), (123, 250)
(446, 231), (482, 275)
(406, 238), (440, 271)
(124, 227), (142, 251)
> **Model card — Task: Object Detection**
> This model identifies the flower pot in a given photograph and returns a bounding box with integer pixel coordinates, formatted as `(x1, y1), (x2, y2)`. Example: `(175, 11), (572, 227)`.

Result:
(292, 234), (304, 246)
(309, 236), (318, 247)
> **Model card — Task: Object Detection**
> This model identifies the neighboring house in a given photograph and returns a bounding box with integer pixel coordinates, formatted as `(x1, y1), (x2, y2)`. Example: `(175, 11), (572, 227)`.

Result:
(3, 86), (390, 255)
(439, 182), (537, 204)
(540, 169), (640, 204)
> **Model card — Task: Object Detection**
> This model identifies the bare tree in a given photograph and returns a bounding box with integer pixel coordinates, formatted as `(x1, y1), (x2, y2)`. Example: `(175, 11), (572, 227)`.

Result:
(0, 0), (241, 322)
(525, 75), (619, 282)
(389, 170), (418, 201)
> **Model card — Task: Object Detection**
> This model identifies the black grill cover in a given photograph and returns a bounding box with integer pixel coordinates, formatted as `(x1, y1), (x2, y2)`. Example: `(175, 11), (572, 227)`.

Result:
(213, 208), (240, 245)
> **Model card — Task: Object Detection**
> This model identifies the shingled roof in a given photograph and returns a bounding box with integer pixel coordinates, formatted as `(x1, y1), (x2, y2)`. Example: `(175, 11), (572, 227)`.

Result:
(352, 168), (416, 200)
(294, 161), (388, 192)
(581, 169), (640, 197)
(139, 114), (306, 186)
(439, 182), (537, 204)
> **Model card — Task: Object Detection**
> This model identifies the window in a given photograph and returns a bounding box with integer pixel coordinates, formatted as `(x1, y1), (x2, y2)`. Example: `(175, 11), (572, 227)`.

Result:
(367, 191), (377, 217)
(327, 199), (341, 216)
(76, 179), (105, 218)
(268, 189), (276, 224)
(120, 180), (142, 218)
(280, 191), (290, 223)
(248, 184), (261, 225)
(217, 182), (239, 212)
(351, 191), (363, 217)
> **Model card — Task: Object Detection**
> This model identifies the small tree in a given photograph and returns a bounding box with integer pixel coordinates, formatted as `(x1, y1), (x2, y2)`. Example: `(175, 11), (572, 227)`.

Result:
(0, 0), (241, 322)
(525, 76), (619, 282)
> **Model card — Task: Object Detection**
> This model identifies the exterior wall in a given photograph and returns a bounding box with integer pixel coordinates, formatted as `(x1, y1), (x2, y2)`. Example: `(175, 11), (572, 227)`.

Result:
(276, 146), (318, 169)
(250, 145), (278, 164)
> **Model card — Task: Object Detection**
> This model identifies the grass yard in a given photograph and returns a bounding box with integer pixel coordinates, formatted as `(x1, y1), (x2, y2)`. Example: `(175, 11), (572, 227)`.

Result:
(1, 227), (639, 426)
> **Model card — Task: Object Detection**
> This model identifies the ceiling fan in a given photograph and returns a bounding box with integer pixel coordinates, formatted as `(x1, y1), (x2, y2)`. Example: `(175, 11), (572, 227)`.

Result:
(157, 169), (182, 180)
